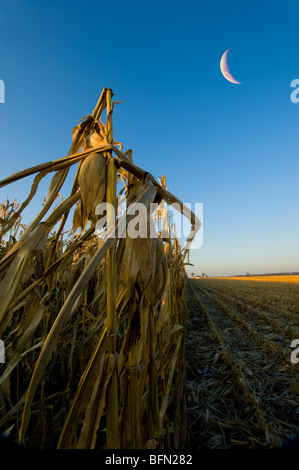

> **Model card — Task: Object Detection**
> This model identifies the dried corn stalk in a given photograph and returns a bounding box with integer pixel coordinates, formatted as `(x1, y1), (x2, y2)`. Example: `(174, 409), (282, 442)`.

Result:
(0, 88), (199, 450)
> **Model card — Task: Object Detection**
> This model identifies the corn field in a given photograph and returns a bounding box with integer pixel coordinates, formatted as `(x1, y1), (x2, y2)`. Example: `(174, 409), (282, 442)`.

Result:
(0, 88), (200, 449)
(186, 277), (299, 448)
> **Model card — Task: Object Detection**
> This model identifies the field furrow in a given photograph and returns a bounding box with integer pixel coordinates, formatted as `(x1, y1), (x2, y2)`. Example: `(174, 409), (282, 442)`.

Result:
(186, 278), (299, 449)
(198, 279), (299, 315)
(195, 281), (299, 343)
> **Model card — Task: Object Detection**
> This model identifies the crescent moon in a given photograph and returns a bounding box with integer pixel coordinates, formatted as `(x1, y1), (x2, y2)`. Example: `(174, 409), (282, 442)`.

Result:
(220, 49), (242, 85)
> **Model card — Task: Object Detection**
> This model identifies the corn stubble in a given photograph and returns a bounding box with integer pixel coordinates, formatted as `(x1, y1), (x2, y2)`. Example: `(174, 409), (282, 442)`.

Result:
(0, 89), (199, 449)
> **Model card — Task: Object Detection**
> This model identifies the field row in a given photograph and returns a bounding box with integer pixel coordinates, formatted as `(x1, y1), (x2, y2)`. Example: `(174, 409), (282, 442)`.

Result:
(186, 278), (299, 449)
(201, 278), (299, 316)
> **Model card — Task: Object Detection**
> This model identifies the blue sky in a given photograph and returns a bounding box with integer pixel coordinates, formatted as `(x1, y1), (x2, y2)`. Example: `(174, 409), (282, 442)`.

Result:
(0, 0), (298, 276)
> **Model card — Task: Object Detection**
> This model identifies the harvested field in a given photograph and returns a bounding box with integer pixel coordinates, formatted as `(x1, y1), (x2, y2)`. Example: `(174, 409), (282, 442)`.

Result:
(222, 275), (299, 284)
(186, 277), (299, 449)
